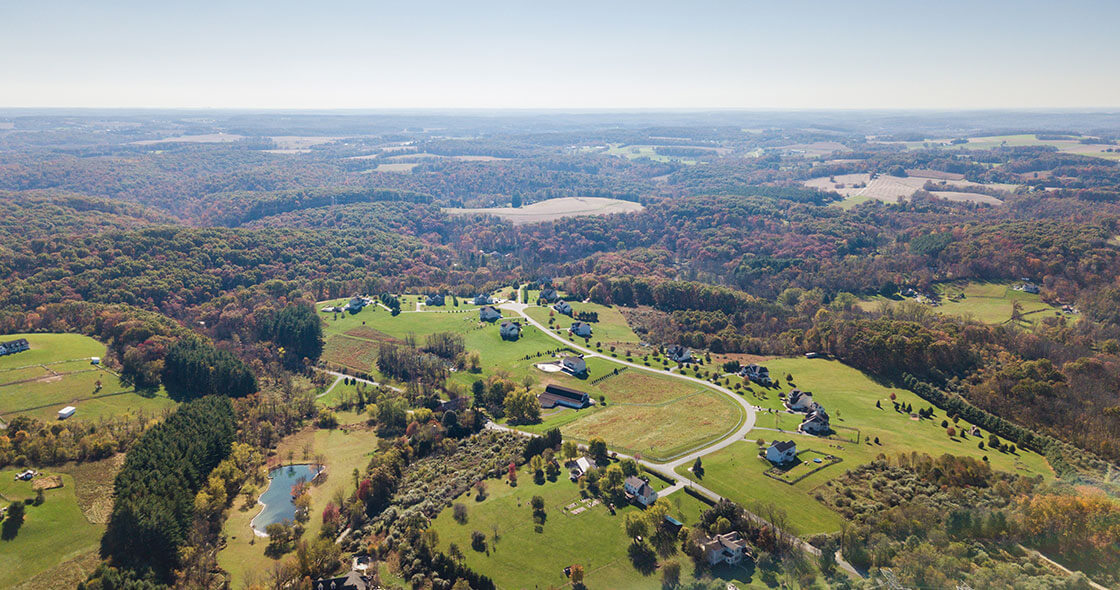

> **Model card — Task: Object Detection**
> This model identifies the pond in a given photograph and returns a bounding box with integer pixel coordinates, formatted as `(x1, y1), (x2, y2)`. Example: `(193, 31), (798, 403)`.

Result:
(251, 464), (321, 534)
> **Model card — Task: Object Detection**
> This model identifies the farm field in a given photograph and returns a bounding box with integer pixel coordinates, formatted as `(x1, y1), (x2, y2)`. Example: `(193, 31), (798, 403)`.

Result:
(685, 358), (1053, 535)
(443, 197), (644, 225)
(0, 333), (175, 424)
(881, 134), (1120, 161)
(858, 281), (1066, 327)
(519, 356), (744, 462)
(803, 173), (1012, 206)
(429, 464), (770, 590)
(0, 470), (104, 585)
(218, 411), (377, 588)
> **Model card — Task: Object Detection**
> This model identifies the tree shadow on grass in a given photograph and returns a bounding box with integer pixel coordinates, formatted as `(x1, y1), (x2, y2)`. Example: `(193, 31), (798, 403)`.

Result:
(628, 541), (658, 575)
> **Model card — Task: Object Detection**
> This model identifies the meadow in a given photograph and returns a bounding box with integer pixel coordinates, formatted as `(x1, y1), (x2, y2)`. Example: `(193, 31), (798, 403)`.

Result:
(0, 469), (104, 585)
(428, 464), (771, 590)
(858, 281), (1066, 327)
(443, 197), (644, 225)
(526, 300), (643, 345)
(0, 333), (175, 424)
(681, 357), (1053, 535)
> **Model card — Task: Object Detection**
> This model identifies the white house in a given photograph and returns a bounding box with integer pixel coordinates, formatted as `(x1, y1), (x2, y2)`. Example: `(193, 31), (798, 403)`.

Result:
(58, 406), (77, 420)
(479, 306), (501, 322)
(624, 475), (657, 507)
(567, 456), (595, 480)
(700, 532), (751, 565)
(346, 296), (365, 312)
(665, 345), (692, 363)
(741, 364), (771, 385)
(787, 389), (814, 411)
(90, 356), (101, 365)
(569, 321), (593, 338)
(553, 301), (573, 316)
(500, 321), (521, 340)
(766, 440), (797, 464)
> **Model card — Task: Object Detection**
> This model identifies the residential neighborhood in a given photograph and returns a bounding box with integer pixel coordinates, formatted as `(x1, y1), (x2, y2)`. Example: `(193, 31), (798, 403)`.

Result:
(665, 344), (692, 363)
(553, 300), (573, 316)
(569, 321), (593, 338)
(623, 475), (657, 507)
(765, 440), (797, 464)
(499, 320), (521, 340)
(479, 305), (501, 322)
(560, 355), (588, 377)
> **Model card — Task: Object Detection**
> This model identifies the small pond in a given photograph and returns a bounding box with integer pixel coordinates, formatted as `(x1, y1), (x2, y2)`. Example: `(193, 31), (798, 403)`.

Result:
(251, 464), (321, 534)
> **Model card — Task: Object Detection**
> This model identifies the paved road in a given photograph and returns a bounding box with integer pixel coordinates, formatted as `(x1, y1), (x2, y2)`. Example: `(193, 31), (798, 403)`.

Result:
(493, 298), (862, 577)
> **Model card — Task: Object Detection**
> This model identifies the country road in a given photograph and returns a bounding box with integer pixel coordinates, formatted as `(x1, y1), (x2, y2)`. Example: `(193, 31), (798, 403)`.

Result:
(496, 296), (862, 578)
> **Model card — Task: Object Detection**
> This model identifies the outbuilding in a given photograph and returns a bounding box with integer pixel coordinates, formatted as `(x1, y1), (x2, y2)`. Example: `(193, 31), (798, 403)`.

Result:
(58, 406), (77, 420)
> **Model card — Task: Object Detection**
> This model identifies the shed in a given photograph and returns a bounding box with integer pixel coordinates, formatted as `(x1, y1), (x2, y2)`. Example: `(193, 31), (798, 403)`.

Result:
(58, 406), (77, 420)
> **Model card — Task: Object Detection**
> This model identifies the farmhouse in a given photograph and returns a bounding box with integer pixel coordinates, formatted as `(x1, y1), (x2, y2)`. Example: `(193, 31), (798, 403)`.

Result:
(699, 531), (751, 565)
(313, 570), (369, 590)
(741, 363), (771, 385)
(1020, 282), (1040, 294)
(569, 321), (593, 338)
(665, 345), (692, 363)
(553, 300), (573, 316)
(0, 338), (30, 357)
(624, 475), (657, 507)
(539, 288), (560, 303)
(473, 294), (493, 305)
(425, 294), (445, 307)
(800, 407), (831, 435)
(346, 296), (365, 312)
(766, 440), (797, 464)
(500, 320), (522, 340)
(560, 355), (588, 377)
(479, 305), (502, 322)
(787, 389), (814, 411)
(538, 384), (592, 409)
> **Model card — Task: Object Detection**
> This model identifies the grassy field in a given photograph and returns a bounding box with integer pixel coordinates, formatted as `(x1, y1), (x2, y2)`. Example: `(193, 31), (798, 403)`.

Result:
(858, 281), (1066, 327)
(218, 412), (378, 588)
(519, 354), (744, 462)
(0, 469), (104, 585)
(683, 358), (1053, 535)
(526, 301), (642, 345)
(602, 144), (703, 165)
(0, 333), (176, 424)
(429, 464), (770, 590)
(443, 197), (645, 225)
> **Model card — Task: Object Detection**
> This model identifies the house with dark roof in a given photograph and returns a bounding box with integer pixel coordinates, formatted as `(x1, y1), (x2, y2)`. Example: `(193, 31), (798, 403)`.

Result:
(539, 384), (592, 409)
(553, 300), (573, 316)
(800, 407), (831, 435)
(479, 305), (502, 322)
(699, 531), (751, 565)
(786, 389), (814, 411)
(500, 320), (521, 340)
(0, 338), (29, 357)
(766, 440), (797, 464)
(346, 296), (365, 312)
(665, 345), (692, 363)
(741, 363), (771, 384)
(560, 355), (588, 377)
(313, 571), (368, 590)
(624, 475), (657, 506)
(474, 294), (493, 305)
(539, 288), (560, 303)
(425, 293), (445, 306)
(569, 321), (593, 338)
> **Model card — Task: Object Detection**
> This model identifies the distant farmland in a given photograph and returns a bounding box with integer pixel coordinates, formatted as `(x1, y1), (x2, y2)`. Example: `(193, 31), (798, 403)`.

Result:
(803, 172), (1012, 206)
(444, 196), (644, 225)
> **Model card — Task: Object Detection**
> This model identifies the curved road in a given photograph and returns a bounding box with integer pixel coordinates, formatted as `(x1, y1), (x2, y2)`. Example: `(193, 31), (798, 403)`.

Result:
(495, 298), (860, 577)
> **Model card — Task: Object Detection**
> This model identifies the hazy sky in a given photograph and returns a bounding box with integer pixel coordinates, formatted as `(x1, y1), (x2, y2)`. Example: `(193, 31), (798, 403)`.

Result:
(3, 0), (1118, 109)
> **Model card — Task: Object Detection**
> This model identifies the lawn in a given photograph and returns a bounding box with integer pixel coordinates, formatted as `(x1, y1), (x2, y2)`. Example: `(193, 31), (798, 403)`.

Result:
(0, 469), (104, 585)
(525, 302), (642, 345)
(683, 358), (1054, 535)
(218, 412), (378, 588)
(858, 281), (1066, 327)
(429, 465), (766, 590)
(0, 333), (176, 424)
(518, 356), (745, 462)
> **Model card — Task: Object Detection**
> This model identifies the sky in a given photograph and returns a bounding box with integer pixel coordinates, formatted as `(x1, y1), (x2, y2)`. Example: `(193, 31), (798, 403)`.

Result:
(2, 0), (1119, 109)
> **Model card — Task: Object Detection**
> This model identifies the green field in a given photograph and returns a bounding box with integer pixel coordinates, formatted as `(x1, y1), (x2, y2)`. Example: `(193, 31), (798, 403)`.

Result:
(858, 281), (1066, 327)
(0, 333), (176, 424)
(429, 464), (768, 590)
(525, 301), (642, 345)
(518, 355), (744, 462)
(218, 412), (378, 588)
(0, 470), (104, 584)
(602, 143), (702, 165)
(683, 358), (1053, 535)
